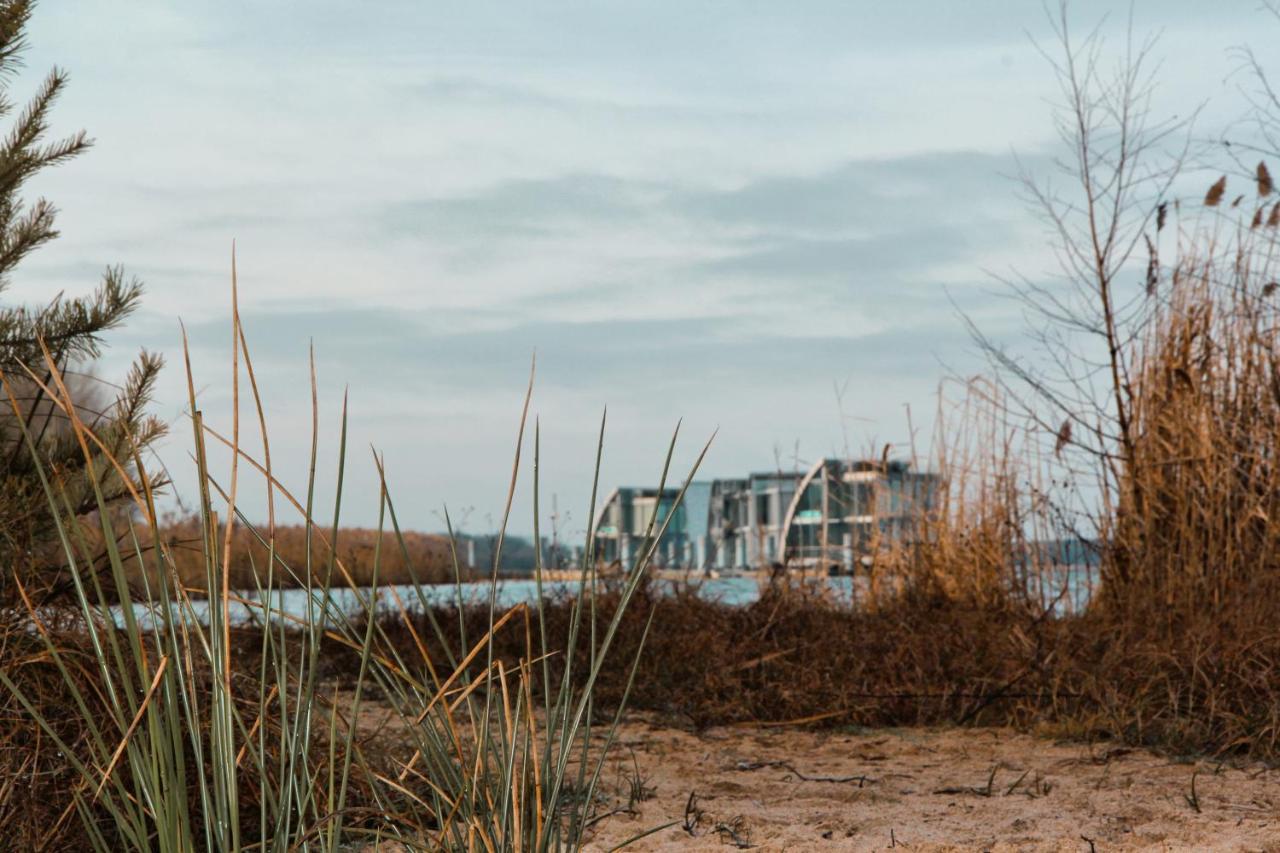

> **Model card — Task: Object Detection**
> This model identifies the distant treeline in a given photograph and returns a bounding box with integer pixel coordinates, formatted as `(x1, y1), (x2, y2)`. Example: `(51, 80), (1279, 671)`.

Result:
(91, 518), (559, 594)
(100, 517), (464, 594)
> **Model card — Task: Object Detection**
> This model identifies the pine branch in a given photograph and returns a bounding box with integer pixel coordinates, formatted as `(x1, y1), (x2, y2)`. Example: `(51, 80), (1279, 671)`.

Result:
(0, 1), (167, 603)
(0, 1), (33, 80)
(0, 267), (144, 366)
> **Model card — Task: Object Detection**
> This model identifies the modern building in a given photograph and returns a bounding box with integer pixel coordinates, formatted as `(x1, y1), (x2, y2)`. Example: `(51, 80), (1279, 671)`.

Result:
(744, 470), (801, 567)
(593, 482), (712, 569)
(700, 472), (804, 569)
(593, 458), (938, 573)
(706, 478), (749, 569)
(780, 458), (940, 573)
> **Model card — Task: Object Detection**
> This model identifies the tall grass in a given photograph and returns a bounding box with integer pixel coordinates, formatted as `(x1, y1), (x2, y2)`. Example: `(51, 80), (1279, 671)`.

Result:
(0, 291), (705, 849)
(1054, 193), (1280, 753)
(862, 382), (1073, 612)
(1101, 211), (1280, 616)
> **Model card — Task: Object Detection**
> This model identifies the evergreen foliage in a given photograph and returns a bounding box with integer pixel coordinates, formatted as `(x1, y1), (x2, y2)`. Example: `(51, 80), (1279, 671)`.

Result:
(0, 0), (164, 602)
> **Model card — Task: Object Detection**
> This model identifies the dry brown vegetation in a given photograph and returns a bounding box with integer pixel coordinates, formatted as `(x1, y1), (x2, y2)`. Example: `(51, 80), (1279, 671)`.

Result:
(72, 515), (464, 597)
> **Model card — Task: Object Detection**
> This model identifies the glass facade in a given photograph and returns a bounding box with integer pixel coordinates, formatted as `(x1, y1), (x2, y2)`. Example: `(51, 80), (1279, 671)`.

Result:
(782, 459), (940, 571)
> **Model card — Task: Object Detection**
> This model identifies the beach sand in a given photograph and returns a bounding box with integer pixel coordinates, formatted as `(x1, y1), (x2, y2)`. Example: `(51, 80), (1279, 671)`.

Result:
(580, 717), (1280, 852)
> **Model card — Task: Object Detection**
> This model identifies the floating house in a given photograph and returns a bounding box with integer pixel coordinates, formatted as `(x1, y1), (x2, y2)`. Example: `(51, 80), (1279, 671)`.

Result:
(593, 482), (712, 568)
(781, 458), (940, 572)
(706, 478), (749, 569)
(743, 471), (801, 567)
(593, 459), (938, 573)
(702, 473), (802, 569)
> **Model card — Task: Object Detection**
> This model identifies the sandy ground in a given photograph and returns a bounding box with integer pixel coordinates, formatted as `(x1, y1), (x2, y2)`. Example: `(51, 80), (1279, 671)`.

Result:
(579, 717), (1280, 852)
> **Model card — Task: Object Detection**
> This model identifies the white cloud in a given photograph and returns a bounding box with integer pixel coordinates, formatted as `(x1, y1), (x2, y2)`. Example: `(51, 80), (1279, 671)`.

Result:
(7, 0), (1274, 532)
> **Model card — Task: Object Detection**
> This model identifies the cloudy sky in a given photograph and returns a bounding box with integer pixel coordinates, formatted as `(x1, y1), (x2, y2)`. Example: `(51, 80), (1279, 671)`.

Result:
(11, 1), (1272, 538)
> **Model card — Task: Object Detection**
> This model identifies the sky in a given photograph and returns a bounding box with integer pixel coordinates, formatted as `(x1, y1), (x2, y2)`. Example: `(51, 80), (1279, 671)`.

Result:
(10, 1), (1274, 539)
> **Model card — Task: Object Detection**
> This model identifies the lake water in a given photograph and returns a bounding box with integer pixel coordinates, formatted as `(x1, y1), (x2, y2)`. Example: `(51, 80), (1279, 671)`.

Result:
(117, 570), (1090, 628)
(124, 575), (840, 627)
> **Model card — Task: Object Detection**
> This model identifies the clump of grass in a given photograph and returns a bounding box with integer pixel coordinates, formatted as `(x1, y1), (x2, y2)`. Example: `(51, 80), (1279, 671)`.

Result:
(0, 289), (701, 849)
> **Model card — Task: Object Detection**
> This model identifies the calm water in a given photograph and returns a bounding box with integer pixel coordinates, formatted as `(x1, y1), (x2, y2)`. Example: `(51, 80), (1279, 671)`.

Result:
(116, 576), (845, 627)
(116, 570), (1090, 628)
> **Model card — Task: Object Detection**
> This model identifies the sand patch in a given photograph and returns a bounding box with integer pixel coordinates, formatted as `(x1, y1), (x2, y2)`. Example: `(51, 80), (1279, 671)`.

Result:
(581, 718), (1280, 852)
